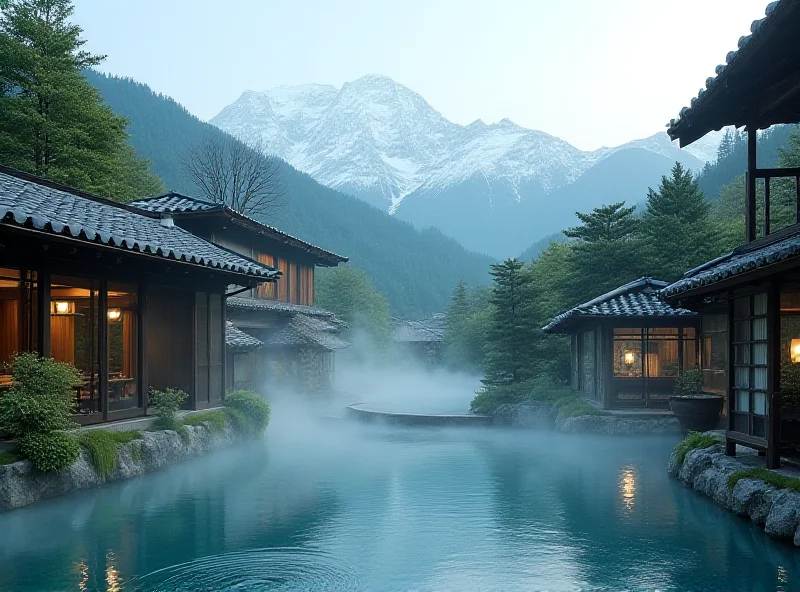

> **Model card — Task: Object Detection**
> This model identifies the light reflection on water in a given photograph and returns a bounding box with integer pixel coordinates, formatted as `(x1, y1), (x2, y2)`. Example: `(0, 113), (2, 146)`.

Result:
(0, 424), (799, 591)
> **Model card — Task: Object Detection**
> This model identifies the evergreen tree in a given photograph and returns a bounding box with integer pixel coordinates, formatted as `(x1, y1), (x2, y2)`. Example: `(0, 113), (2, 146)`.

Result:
(443, 281), (490, 373)
(562, 202), (642, 305)
(315, 266), (391, 343)
(0, 0), (162, 200)
(640, 162), (717, 281)
(483, 259), (535, 386)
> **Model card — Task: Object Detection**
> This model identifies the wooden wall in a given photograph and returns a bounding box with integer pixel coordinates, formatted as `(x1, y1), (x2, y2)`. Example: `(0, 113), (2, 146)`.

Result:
(146, 285), (194, 400)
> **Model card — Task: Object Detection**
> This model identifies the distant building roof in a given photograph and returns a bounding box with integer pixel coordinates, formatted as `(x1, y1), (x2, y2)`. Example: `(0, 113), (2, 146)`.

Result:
(0, 167), (277, 281)
(543, 278), (696, 333)
(225, 322), (263, 353)
(392, 314), (446, 342)
(667, 0), (800, 146)
(261, 314), (350, 351)
(226, 296), (346, 327)
(130, 192), (348, 266)
(663, 228), (800, 299)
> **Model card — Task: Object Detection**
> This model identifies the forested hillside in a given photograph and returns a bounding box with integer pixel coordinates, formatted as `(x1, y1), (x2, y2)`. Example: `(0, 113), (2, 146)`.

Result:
(86, 71), (493, 317)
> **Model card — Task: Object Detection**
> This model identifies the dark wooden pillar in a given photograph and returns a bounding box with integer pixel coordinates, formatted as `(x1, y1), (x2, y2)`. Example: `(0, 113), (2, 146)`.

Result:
(745, 127), (757, 242)
(726, 290), (736, 456)
(37, 271), (50, 357)
(139, 283), (148, 411)
(99, 280), (109, 422)
(766, 280), (781, 469)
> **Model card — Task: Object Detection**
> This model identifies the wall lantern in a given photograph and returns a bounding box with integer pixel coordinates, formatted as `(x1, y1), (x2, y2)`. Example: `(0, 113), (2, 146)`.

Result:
(791, 339), (800, 363)
(624, 350), (636, 366)
(107, 308), (122, 322)
(52, 301), (73, 315)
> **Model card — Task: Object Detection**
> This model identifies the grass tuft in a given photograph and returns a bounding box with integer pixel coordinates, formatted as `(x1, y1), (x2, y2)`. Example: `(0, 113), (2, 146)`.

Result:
(77, 430), (144, 478)
(556, 401), (607, 421)
(0, 451), (20, 465)
(673, 432), (721, 466)
(728, 467), (800, 493)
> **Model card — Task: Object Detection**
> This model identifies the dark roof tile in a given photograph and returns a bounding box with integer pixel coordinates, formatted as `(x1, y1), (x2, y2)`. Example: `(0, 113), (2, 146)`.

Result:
(225, 322), (263, 352)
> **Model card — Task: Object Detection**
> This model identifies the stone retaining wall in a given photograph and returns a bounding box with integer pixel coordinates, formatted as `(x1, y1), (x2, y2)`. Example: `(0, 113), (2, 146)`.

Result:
(0, 423), (238, 512)
(669, 443), (800, 546)
(346, 405), (493, 427)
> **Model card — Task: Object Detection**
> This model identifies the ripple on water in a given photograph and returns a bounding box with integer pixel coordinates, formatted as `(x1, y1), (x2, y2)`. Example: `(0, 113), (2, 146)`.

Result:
(128, 548), (360, 592)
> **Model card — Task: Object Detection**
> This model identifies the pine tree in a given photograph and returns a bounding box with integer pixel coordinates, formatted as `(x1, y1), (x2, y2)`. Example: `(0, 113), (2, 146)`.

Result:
(0, 0), (163, 200)
(562, 202), (643, 305)
(640, 162), (717, 281)
(483, 259), (535, 386)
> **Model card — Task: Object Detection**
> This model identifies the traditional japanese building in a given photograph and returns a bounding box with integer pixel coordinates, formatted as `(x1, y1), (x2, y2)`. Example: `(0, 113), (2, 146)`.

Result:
(0, 167), (276, 425)
(130, 193), (349, 393)
(663, 0), (800, 467)
(391, 314), (446, 365)
(543, 278), (699, 409)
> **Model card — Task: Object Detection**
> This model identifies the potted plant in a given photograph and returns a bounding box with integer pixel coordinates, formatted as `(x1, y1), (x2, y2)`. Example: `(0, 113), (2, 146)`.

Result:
(669, 368), (724, 432)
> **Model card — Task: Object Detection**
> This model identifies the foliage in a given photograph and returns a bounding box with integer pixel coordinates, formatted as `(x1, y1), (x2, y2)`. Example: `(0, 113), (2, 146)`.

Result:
(639, 163), (716, 282)
(77, 429), (142, 479)
(555, 401), (607, 421)
(315, 266), (391, 342)
(673, 432), (721, 466)
(674, 368), (703, 396)
(0, 451), (20, 465)
(482, 259), (537, 386)
(0, 353), (80, 439)
(85, 71), (494, 318)
(222, 407), (250, 435)
(728, 467), (800, 493)
(18, 431), (79, 472)
(182, 410), (229, 434)
(0, 0), (163, 201)
(442, 282), (491, 373)
(224, 390), (271, 436)
(470, 377), (574, 414)
(149, 388), (188, 431)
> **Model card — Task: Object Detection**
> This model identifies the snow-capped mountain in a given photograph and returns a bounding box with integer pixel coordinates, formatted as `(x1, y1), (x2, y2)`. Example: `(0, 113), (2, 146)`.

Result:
(211, 74), (711, 257)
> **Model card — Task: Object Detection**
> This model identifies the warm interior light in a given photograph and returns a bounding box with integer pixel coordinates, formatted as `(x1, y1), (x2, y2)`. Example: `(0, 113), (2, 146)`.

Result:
(107, 308), (121, 322)
(791, 339), (800, 363)
(54, 301), (71, 315)
(624, 351), (635, 365)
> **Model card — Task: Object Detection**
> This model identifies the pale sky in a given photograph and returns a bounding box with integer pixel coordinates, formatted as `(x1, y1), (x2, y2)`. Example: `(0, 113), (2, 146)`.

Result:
(74, 0), (767, 151)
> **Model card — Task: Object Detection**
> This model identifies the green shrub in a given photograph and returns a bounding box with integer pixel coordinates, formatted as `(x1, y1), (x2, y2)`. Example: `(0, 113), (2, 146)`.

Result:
(183, 410), (229, 434)
(728, 468), (800, 493)
(150, 388), (188, 431)
(470, 376), (575, 414)
(674, 368), (703, 396)
(19, 432), (79, 473)
(0, 353), (81, 439)
(673, 432), (721, 466)
(0, 451), (20, 465)
(224, 390), (270, 436)
(556, 401), (607, 421)
(77, 430), (143, 478)
(222, 406), (249, 434)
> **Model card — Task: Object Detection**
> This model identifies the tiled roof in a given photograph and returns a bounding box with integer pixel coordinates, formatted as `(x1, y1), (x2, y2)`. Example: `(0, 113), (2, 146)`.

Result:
(0, 168), (277, 280)
(226, 296), (346, 327)
(543, 278), (696, 333)
(131, 192), (348, 265)
(663, 229), (800, 298)
(666, 0), (794, 144)
(261, 314), (349, 351)
(391, 314), (446, 343)
(225, 322), (263, 352)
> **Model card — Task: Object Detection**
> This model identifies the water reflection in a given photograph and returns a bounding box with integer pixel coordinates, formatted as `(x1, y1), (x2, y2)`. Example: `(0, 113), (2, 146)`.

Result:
(77, 560), (89, 591)
(619, 465), (636, 513)
(106, 551), (121, 592)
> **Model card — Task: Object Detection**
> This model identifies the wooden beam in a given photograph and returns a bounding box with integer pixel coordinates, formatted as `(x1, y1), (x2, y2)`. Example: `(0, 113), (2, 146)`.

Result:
(746, 128), (758, 242)
(767, 281), (781, 469)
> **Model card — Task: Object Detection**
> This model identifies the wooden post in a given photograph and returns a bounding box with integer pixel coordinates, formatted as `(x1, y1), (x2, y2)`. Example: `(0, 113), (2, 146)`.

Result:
(766, 281), (781, 469)
(746, 127), (757, 242)
(764, 177), (771, 236)
(139, 283), (148, 412)
(99, 280), (108, 422)
(37, 271), (50, 357)
(727, 290), (735, 451)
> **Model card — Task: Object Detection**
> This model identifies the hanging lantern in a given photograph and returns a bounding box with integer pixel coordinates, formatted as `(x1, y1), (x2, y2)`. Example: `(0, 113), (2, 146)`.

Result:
(791, 339), (800, 363)
(624, 350), (635, 365)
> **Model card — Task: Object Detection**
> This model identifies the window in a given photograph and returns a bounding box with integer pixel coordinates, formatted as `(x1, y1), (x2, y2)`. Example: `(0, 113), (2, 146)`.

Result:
(0, 268), (37, 389)
(614, 328), (643, 377)
(51, 276), (101, 415)
(645, 328), (679, 378)
(107, 283), (139, 411)
(780, 289), (800, 415)
(731, 293), (768, 438)
(701, 314), (727, 394)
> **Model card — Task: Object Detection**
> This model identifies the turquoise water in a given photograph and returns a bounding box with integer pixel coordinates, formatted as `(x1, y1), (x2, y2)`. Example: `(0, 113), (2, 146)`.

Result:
(0, 419), (798, 592)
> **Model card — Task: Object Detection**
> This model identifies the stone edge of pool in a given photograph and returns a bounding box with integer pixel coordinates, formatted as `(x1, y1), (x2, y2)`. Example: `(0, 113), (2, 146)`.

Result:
(346, 403), (681, 434)
(670, 444), (800, 547)
(0, 422), (238, 512)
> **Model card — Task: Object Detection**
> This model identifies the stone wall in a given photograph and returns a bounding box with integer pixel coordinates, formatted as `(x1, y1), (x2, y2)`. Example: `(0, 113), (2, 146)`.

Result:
(0, 423), (237, 512)
(669, 443), (800, 546)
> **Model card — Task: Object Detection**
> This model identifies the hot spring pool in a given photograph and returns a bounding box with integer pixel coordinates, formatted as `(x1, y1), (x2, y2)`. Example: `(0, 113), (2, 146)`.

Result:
(0, 419), (797, 591)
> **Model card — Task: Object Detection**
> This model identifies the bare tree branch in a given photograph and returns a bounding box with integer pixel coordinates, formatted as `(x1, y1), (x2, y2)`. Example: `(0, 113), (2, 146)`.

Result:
(180, 133), (285, 218)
